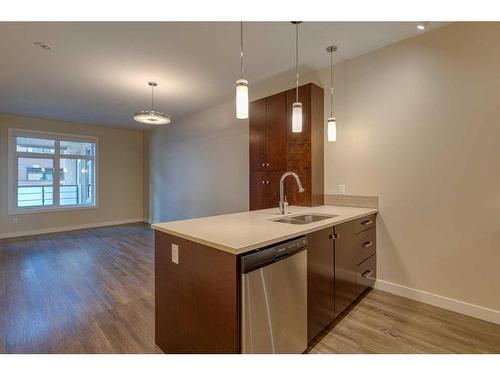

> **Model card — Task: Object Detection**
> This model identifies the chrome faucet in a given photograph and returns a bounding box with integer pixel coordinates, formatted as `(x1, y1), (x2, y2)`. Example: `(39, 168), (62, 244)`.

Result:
(279, 172), (304, 215)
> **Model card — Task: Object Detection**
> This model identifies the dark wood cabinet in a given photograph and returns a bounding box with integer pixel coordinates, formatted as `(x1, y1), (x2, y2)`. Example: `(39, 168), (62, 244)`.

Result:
(306, 227), (335, 342)
(355, 254), (376, 295)
(155, 231), (239, 353)
(353, 227), (376, 266)
(249, 92), (286, 173)
(249, 83), (324, 210)
(155, 213), (377, 353)
(306, 214), (377, 342)
(249, 98), (267, 172)
(333, 221), (359, 318)
(249, 171), (267, 210)
(334, 215), (377, 318)
(265, 92), (287, 171)
(249, 170), (284, 210)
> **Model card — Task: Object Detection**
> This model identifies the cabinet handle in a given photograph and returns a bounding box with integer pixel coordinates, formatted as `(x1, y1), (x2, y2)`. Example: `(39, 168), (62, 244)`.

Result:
(262, 180), (265, 184)
(329, 233), (339, 240)
(361, 270), (374, 279)
(362, 241), (374, 248)
(266, 163), (270, 167)
(262, 163), (265, 167)
(266, 180), (270, 184)
(361, 220), (373, 226)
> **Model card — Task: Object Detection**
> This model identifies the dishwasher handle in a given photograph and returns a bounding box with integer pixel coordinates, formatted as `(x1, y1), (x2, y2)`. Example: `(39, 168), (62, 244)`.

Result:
(240, 236), (307, 274)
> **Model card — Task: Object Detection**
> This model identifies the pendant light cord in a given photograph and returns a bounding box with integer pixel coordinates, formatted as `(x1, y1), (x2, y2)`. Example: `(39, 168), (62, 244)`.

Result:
(330, 49), (333, 117)
(151, 85), (154, 111)
(240, 22), (244, 79)
(295, 22), (299, 103)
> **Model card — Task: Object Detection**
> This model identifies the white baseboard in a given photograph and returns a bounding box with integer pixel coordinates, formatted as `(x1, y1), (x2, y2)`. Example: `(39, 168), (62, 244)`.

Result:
(0, 217), (147, 240)
(374, 279), (500, 325)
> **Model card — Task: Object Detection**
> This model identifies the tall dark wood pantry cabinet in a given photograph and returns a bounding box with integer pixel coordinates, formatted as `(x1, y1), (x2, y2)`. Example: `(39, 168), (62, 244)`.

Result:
(249, 83), (324, 210)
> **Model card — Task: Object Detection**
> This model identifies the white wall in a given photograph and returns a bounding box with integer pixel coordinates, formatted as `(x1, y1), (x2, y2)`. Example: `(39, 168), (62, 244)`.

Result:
(0, 113), (144, 237)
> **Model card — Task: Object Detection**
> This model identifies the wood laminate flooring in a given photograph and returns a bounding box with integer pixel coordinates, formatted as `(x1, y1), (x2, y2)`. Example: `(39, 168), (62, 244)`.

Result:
(307, 289), (500, 353)
(1, 223), (499, 354)
(0, 223), (160, 353)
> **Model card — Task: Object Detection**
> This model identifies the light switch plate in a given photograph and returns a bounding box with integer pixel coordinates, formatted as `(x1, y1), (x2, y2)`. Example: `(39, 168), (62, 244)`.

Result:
(171, 244), (179, 264)
(337, 184), (346, 194)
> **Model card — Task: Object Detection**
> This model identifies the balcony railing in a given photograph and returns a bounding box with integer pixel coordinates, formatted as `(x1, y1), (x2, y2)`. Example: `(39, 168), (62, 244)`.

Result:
(17, 185), (93, 207)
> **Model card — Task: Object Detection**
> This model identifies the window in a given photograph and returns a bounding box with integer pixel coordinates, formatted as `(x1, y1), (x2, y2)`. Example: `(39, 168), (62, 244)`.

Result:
(8, 129), (97, 213)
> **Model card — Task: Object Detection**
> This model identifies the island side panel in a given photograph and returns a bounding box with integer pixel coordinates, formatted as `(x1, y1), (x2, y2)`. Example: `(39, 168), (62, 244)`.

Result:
(155, 230), (239, 353)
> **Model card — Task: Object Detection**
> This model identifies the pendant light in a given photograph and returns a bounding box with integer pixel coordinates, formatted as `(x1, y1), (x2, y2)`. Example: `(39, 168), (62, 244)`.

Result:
(134, 81), (171, 125)
(236, 22), (249, 119)
(326, 45), (338, 142)
(291, 21), (302, 133)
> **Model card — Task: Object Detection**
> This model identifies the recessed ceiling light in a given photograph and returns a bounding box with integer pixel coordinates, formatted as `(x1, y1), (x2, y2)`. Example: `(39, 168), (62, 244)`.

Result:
(417, 22), (429, 31)
(33, 41), (53, 50)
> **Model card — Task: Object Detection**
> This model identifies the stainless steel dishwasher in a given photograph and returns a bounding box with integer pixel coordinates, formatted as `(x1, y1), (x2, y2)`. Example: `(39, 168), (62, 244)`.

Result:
(240, 236), (307, 354)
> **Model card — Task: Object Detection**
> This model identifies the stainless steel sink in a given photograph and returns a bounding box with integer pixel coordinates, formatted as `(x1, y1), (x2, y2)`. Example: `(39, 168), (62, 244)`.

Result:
(273, 214), (338, 225)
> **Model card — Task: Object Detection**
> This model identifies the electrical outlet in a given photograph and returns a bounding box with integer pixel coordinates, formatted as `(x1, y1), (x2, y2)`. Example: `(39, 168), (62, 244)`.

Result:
(171, 244), (179, 264)
(337, 184), (346, 195)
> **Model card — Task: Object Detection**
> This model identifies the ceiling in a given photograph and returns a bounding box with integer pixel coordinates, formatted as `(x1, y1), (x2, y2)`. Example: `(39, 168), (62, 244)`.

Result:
(0, 22), (448, 129)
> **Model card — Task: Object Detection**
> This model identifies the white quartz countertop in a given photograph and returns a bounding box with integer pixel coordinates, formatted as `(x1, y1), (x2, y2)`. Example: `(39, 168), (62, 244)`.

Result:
(152, 205), (378, 255)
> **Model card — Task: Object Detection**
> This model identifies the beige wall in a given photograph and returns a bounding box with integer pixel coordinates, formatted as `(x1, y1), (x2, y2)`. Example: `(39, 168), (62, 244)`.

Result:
(144, 100), (249, 222)
(316, 22), (500, 311)
(0, 113), (144, 236)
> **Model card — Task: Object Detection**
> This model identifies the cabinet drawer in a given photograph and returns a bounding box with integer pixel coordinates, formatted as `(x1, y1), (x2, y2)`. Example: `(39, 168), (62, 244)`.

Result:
(354, 227), (376, 266)
(352, 214), (376, 234)
(355, 254), (376, 291)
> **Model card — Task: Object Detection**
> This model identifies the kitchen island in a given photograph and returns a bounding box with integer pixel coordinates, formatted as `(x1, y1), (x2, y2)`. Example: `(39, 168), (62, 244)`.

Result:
(153, 205), (378, 353)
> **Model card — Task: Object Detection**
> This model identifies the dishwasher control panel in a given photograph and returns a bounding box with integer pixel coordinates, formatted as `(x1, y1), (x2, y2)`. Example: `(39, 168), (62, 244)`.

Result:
(240, 236), (307, 274)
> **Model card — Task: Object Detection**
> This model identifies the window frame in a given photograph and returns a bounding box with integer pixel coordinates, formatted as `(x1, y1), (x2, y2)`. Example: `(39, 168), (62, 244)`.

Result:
(8, 128), (99, 215)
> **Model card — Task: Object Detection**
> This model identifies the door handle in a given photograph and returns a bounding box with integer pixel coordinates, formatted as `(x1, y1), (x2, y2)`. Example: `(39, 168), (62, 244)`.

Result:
(362, 241), (374, 248)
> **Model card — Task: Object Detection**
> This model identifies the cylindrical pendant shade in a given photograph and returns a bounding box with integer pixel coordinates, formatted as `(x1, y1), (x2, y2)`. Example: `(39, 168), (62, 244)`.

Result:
(236, 79), (249, 119)
(327, 117), (337, 142)
(292, 102), (303, 133)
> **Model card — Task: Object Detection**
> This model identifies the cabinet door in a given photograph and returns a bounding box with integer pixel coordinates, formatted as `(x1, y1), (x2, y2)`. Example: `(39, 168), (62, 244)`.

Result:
(307, 227), (335, 342)
(334, 221), (359, 318)
(249, 171), (268, 210)
(286, 84), (311, 146)
(250, 171), (284, 210)
(355, 254), (376, 294)
(265, 92), (287, 171)
(249, 98), (266, 172)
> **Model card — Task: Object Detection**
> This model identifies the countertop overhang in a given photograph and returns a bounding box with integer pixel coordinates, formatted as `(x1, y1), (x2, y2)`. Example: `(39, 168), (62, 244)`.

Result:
(152, 205), (378, 255)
